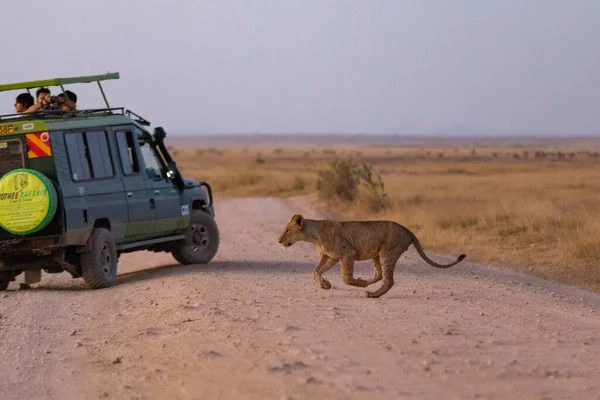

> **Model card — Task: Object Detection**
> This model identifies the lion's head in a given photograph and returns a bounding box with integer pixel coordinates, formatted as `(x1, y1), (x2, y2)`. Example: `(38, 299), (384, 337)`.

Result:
(278, 214), (306, 248)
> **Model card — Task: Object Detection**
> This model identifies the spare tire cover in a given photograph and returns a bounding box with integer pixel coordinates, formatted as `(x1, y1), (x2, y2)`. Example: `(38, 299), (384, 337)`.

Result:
(0, 169), (58, 235)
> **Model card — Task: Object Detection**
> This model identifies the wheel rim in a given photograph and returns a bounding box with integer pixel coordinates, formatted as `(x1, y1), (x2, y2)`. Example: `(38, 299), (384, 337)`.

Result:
(100, 243), (112, 276)
(190, 224), (210, 252)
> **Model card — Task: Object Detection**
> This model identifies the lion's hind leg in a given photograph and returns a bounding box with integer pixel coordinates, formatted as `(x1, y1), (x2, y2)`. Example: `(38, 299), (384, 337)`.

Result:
(365, 251), (401, 298)
(341, 255), (369, 288)
(365, 256), (383, 286)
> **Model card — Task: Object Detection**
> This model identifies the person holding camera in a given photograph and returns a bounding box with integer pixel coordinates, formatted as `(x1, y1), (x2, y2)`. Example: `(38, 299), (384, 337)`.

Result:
(25, 88), (77, 113)
(24, 87), (49, 113)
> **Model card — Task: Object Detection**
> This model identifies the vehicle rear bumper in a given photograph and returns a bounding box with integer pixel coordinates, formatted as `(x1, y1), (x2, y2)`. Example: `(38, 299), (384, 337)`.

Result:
(0, 235), (65, 256)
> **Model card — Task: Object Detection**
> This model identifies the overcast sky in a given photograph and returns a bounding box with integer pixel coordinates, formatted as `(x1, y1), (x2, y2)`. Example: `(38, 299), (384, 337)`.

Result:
(1, 1), (598, 136)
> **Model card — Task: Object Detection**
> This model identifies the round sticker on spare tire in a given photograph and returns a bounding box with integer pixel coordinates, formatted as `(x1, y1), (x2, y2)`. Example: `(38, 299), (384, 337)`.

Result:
(0, 169), (57, 235)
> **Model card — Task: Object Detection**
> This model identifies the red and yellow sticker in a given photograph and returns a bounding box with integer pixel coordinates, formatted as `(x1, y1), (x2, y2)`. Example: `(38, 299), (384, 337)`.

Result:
(26, 132), (52, 158)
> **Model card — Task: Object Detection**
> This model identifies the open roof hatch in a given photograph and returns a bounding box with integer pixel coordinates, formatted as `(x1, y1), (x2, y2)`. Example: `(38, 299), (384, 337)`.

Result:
(0, 72), (120, 109)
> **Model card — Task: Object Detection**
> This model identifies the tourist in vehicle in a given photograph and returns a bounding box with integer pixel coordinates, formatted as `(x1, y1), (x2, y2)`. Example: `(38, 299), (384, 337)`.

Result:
(36, 87), (51, 103)
(25, 88), (77, 112)
(14, 92), (34, 113)
(59, 90), (77, 111)
(25, 87), (52, 112)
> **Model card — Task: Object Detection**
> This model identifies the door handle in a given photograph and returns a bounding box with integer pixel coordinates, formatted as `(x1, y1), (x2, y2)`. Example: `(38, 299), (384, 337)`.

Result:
(154, 189), (160, 194)
(127, 192), (133, 197)
(149, 198), (155, 209)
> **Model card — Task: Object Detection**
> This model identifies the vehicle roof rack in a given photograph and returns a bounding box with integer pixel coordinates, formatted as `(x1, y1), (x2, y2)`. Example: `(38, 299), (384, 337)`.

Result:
(0, 72), (119, 109)
(125, 109), (151, 126)
(0, 107), (125, 121)
(0, 107), (152, 127)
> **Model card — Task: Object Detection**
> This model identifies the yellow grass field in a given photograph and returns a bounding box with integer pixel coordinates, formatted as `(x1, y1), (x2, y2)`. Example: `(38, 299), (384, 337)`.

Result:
(169, 138), (600, 293)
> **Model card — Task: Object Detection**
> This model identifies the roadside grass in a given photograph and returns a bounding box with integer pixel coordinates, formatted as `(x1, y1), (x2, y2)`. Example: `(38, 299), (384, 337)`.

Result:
(173, 143), (600, 293)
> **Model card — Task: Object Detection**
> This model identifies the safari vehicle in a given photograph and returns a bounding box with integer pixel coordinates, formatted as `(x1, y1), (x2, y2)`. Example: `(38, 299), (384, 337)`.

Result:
(0, 72), (219, 290)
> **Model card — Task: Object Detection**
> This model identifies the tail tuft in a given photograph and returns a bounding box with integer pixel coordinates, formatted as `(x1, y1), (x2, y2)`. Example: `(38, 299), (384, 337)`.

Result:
(457, 254), (466, 261)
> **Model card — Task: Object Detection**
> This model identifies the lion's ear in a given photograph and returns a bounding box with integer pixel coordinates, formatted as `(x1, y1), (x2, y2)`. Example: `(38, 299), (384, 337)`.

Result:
(291, 214), (304, 228)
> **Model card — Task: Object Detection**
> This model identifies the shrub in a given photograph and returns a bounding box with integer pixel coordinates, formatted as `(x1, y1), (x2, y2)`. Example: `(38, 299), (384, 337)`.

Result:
(292, 176), (306, 191)
(317, 157), (360, 202)
(316, 156), (388, 213)
(355, 161), (389, 213)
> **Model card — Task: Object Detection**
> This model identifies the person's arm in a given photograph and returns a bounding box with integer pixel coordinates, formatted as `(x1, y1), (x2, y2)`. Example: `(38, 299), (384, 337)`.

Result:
(25, 93), (51, 113)
(25, 102), (43, 113)
(62, 98), (77, 110)
(57, 96), (76, 110)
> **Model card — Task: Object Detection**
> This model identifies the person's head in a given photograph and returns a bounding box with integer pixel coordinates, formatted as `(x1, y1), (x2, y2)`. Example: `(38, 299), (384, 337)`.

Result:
(14, 92), (34, 113)
(63, 90), (77, 104)
(58, 90), (77, 111)
(36, 87), (51, 103)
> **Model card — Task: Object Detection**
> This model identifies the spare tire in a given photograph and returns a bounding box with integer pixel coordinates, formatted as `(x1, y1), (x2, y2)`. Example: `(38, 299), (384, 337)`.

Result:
(0, 168), (58, 235)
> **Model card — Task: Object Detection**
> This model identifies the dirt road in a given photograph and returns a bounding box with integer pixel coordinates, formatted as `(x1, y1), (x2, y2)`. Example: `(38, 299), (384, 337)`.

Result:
(1, 197), (600, 400)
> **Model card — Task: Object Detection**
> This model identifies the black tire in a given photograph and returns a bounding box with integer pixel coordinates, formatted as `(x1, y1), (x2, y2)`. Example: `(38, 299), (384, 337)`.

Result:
(81, 228), (118, 289)
(0, 271), (10, 291)
(171, 210), (219, 265)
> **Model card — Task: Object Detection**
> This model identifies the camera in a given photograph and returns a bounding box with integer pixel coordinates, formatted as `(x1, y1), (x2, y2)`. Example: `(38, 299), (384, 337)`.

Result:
(43, 95), (64, 109)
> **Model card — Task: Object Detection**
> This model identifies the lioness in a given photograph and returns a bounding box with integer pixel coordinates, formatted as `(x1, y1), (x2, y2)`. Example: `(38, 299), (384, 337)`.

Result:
(278, 214), (466, 298)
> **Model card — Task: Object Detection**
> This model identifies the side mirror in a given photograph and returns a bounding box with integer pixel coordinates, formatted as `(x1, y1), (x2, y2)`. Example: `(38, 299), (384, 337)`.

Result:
(146, 167), (161, 181)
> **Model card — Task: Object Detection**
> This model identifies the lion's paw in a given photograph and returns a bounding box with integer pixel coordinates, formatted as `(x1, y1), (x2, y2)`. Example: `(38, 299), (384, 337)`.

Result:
(356, 279), (369, 287)
(365, 291), (376, 298)
(320, 281), (332, 290)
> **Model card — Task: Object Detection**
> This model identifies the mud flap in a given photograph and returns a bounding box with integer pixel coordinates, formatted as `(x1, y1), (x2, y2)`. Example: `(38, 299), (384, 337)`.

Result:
(24, 269), (41, 284)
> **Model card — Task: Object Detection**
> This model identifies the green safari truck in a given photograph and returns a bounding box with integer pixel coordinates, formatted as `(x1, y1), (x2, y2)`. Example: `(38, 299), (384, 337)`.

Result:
(0, 72), (219, 290)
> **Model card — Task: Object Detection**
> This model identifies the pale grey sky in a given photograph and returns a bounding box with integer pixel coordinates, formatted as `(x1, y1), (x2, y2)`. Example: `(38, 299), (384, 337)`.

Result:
(1, 1), (598, 136)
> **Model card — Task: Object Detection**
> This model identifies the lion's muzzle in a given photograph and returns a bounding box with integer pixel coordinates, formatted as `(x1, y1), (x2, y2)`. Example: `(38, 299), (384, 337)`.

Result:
(278, 238), (291, 248)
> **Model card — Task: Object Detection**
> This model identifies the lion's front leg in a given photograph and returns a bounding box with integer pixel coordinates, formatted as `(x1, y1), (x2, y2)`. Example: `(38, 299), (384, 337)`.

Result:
(313, 255), (338, 290)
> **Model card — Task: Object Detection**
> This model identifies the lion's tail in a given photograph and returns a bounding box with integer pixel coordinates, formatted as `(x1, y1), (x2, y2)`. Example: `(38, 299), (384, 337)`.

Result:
(408, 230), (465, 268)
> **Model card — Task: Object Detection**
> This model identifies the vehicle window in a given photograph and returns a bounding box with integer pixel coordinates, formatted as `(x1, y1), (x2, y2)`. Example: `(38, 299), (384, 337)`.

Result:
(138, 141), (164, 180)
(115, 131), (140, 175)
(85, 131), (114, 178)
(0, 139), (24, 178)
(65, 133), (91, 181)
(65, 131), (114, 181)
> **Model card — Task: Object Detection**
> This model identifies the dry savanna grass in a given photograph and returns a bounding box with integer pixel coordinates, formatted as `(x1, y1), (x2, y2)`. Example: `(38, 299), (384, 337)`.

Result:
(172, 141), (600, 293)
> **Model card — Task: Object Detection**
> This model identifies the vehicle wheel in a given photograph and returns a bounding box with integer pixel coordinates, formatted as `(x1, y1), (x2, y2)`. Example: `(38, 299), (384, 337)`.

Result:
(0, 271), (10, 291)
(171, 210), (219, 265)
(81, 228), (118, 289)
